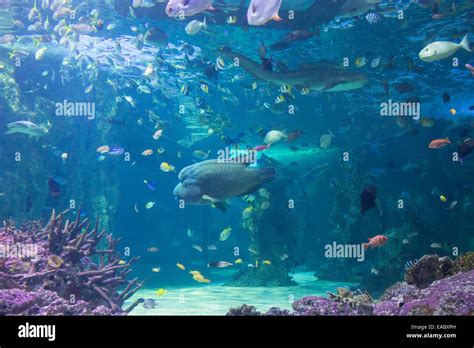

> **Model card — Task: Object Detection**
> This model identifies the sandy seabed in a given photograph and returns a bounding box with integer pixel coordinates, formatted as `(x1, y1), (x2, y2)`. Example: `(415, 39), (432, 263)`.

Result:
(125, 271), (355, 315)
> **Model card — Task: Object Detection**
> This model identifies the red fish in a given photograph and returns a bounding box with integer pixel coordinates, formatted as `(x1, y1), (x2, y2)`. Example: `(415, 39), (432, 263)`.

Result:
(429, 138), (450, 149)
(363, 235), (388, 250)
(466, 64), (474, 77)
(253, 145), (271, 152)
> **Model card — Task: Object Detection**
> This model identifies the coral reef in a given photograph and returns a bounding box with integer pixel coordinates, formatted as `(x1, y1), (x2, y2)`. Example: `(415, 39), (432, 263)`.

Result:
(451, 252), (474, 274)
(227, 304), (261, 316)
(226, 257), (474, 316)
(375, 270), (473, 315)
(0, 210), (144, 315)
(225, 178), (298, 287)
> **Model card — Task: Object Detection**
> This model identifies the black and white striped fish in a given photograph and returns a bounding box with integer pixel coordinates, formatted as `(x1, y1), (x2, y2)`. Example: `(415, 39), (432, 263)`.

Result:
(404, 259), (419, 271)
(366, 12), (384, 25)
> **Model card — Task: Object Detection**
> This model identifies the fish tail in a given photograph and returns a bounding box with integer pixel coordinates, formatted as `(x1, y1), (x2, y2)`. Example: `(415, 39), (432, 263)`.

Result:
(446, 137), (451, 144)
(363, 243), (369, 250)
(461, 34), (471, 52)
(203, 16), (207, 31)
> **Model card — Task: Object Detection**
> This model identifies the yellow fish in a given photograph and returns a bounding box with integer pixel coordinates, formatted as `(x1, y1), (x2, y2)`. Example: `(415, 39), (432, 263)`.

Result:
(301, 87), (310, 95)
(252, 81), (258, 90)
(145, 201), (155, 209)
(142, 149), (153, 156)
(242, 206), (254, 219)
(275, 95), (285, 104)
(118, 260), (127, 265)
(263, 260), (272, 265)
(189, 270), (202, 276)
(177, 263), (186, 270)
(235, 259), (244, 264)
(160, 162), (175, 173)
(280, 85), (292, 94)
(355, 57), (367, 68)
(193, 274), (211, 283)
(219, 227), (232, 241)
(227, 16), (237, 24)
(152, 267), (161, 273)
(450, 108), (457, 116)
(155, 288), (167, 297)
(216, 57), (226, 70)
(200, 83), (209, 94)
(440, 195), (447, 203)
(180, 83), (189, 96)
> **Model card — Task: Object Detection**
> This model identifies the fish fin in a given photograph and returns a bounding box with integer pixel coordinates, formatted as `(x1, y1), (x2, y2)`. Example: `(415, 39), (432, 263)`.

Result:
(323, 81), (343, 91)
(203, 195), (227, 212)
(202, 194), (218, 203)
(272, 14), (282, 22)
(203, 195), (228, 212)
(460, 34), (471, 52)
(214, 201), (227, 212)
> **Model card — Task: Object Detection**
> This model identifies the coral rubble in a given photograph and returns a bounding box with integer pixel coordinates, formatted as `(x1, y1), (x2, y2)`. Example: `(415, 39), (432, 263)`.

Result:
(0, 210), (144, 315)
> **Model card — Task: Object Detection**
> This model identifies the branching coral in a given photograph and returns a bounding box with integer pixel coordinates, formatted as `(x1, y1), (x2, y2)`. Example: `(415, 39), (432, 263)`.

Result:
(0, 210), (144, 315)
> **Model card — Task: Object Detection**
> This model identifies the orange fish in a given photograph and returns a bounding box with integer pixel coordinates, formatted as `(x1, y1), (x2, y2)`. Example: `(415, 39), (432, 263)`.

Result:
(363, 235), (388, 250)
(429, 138), (451, 149)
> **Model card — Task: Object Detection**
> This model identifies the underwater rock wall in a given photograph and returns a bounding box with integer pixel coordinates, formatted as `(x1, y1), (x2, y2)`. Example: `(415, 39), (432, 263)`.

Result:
(0, 58), (121, 233)
(226, 178), (298, 287)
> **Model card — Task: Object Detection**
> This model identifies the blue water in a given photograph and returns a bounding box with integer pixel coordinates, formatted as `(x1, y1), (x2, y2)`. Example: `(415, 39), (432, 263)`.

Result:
(0, 0), (473, 314)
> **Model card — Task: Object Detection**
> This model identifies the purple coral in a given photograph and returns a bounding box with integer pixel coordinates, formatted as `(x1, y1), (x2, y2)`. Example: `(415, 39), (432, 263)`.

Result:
(226, 268), (474, 316)
(0, 210), (144, 315)
(374, 270), (474, 315)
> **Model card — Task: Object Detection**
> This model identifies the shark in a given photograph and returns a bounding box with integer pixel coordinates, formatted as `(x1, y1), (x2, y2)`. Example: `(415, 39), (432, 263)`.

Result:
(220, 47), (368, 92)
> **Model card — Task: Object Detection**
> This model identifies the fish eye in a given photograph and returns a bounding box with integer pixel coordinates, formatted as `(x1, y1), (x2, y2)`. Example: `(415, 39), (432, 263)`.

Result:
(183, 0), (190, 6)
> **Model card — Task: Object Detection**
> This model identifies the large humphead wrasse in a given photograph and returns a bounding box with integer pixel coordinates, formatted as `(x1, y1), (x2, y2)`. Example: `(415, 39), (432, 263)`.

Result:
(173, 160), (276, 211)
(220, 47), (368, 92)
